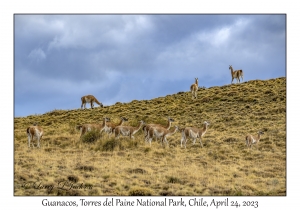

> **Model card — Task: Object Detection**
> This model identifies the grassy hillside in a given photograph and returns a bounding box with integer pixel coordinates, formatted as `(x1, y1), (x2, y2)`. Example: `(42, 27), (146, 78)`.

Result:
(14, 77), (286, 196)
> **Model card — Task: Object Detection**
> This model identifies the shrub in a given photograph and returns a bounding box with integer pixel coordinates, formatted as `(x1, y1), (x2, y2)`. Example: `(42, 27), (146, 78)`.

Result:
(166, 176), (183, 184)
(128, 168), (147, 174)
(144, 147), (151, 153)
(76, 165), (95, 171)
(101, 138), (123, 151)
(67, 175), (79, 183)
(81, 130), (101, 143)
(128, 187), (153, 196)
(159, 190), (175, 196)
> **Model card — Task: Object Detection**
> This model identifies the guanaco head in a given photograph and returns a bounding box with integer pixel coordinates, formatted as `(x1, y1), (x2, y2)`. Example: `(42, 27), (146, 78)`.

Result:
(229, 65), (232, 70)
(121, 117), (128, 122)
(100, 103), (104, 108)
(104, 117), (110, 122)
(167, 116), (175, 122)
(203, 121), (210, 126)
(257, 131), (264, 135)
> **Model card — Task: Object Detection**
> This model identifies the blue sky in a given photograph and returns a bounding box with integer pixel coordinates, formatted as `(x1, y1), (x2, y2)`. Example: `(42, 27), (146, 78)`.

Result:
(14, 14), (286, 117)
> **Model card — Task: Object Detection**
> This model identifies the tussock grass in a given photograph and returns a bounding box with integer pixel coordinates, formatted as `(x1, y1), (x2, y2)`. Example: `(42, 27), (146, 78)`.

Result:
(14, 77), (286, 196)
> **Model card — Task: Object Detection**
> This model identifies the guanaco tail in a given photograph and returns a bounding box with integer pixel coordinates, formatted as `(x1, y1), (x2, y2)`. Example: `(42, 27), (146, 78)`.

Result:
(27, 125), (44, 148)
(180, 121), (210, 148)
(245, 131), (264, 149)
(81, 95), (103, 109)
(229, 65), (243, 84)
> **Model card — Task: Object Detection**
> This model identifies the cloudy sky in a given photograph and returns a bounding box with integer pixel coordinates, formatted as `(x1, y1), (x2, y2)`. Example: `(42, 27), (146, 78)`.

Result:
(14, 14), (286, 117)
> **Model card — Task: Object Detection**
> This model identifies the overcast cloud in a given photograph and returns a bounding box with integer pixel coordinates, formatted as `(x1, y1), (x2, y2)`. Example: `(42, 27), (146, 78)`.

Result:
(14, 14), (286, 117)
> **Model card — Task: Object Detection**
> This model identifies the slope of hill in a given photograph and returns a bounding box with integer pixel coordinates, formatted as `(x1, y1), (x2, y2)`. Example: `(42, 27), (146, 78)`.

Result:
(14, 77), (286, 196)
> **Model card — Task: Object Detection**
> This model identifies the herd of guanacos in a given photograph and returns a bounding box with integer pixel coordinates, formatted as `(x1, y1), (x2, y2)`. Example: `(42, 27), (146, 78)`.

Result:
(26, 65), (264, 149)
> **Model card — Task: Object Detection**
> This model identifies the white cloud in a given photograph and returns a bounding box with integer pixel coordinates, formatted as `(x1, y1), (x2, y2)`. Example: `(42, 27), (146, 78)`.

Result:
(28, 48), (46, 61)
(46, 15), (155, 51)
(195, 26), (233, 48)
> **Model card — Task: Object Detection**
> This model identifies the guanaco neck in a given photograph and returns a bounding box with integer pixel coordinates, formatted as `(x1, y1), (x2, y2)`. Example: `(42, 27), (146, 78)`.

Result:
(102, 118), (107, 127)
(230, 66), (234, 76)
(117, 120), (123, 126)
(119, 118), (126, 126)
(133, 121), (144, 133)
(201, 123), (209, 133)
(167, 126), (178, 136)
(165, 119), (173, 129)
(257, 133), (262, 141)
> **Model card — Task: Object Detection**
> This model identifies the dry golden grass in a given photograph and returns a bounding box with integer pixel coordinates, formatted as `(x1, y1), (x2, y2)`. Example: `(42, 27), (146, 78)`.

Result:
(14, 77), (286, 196)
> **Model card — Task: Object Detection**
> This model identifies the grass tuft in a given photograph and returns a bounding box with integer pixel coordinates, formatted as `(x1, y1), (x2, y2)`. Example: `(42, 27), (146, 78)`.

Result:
(128, 187), (153, 196)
